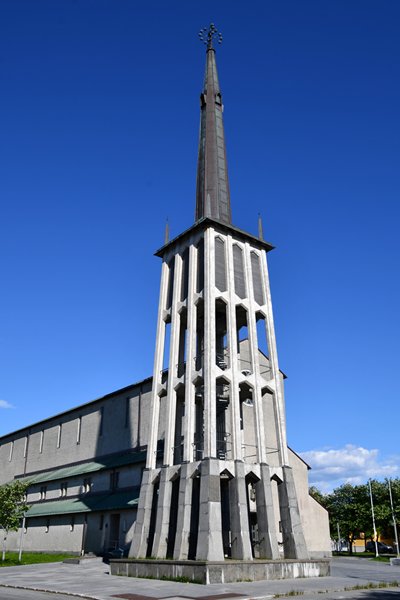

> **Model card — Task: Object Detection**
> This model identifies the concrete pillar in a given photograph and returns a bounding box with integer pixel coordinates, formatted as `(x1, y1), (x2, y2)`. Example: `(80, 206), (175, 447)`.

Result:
(196, 458), (224, 560)
(229, 461), (253, 559)
(129, 469), (158, 558)
(255, 464), (280, 559)
(279, 466), (308, 559)
(203, 228), (216, 458)
(147, 261), (169, 469)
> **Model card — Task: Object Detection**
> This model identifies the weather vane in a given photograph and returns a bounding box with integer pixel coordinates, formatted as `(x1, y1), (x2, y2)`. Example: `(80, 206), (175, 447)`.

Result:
(198, 23), (223, 50)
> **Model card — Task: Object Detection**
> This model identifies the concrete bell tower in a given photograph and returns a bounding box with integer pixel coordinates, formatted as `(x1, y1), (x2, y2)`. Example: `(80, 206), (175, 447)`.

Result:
(130, 24), (308, 563)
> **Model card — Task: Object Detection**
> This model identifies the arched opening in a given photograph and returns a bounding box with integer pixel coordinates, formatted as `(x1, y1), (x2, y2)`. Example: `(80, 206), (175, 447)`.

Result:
(146, 477), (160, 558)
(166, 474), (180, 558)
(215, 299), (229, 370)
(220, 470), (232, 557)
(216, 377), (230, 460)
(246, 472), (260, 558)
(188, 470), (200, 559)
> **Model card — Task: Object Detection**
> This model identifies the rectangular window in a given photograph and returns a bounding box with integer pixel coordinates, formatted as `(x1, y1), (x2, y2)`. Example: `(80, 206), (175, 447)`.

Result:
(57, 424), (62, 448)
(110, 471), (119, 490)
(40, 486), (47, 501)
(99, 407), (104, 436)
(76, 416), (82, 445)
(60, 482), (68, 497)
(83, 477), (92, 494)
(39, 430), (44, 454)
(125, 398), (130, 428)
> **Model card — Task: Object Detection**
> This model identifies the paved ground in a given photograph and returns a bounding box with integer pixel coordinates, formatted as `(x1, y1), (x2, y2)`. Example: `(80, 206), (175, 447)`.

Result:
(0, 557), (399, 600)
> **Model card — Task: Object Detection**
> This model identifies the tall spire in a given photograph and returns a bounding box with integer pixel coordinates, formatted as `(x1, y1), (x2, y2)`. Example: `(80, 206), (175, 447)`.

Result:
(195, 24), (231, 224)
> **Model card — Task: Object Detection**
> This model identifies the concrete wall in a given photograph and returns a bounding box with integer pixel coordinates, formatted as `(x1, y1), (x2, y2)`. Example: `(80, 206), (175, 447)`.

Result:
(289, 449), (331, 558)
(0, 380), (152, 486)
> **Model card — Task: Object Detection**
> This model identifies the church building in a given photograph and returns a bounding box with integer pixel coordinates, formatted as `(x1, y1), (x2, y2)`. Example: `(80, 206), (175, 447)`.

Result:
(0, 26), (331, 566)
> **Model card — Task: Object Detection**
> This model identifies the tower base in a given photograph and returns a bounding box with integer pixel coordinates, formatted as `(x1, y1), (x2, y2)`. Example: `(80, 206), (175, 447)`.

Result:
(110, 558), (330, 584)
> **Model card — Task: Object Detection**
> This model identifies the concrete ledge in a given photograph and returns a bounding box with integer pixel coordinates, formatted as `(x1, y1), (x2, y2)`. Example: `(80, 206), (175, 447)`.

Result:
(110, 558), (330, 584)
(390, 557), (400, 566)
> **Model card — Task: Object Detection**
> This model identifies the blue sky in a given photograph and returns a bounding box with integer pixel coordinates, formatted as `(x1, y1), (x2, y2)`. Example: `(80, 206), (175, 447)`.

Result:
(1, 0), (399, 491)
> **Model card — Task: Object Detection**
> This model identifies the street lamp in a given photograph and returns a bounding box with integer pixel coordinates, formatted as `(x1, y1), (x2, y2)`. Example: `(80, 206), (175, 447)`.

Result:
(368, 479), (379, 558)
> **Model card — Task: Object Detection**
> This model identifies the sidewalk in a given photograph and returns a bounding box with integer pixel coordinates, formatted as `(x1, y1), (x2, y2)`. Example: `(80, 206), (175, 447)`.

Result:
(0, 557), (399, 600)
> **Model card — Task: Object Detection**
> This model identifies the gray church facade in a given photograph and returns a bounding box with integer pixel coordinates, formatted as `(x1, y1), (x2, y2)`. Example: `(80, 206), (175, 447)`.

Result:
(0, 28), (331, 564)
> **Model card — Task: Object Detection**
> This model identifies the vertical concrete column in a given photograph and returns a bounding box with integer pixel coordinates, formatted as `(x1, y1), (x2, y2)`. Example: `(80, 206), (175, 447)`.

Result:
(151, 466), (177, 558)
(225, 236), (242, 461)
(279, 466), (308, 559)
(229, 461), (253, 559)
(173, 462), (196, 559)
(196, 458), (224, 560)
(147, 260), (170, 469)
(203, 228), (216, 458)
(163, 253), (183, 466)
(243, 243), (268, 464)
(129, 469), (159, 558)
(183, 242), (197, 462)
(259, 251), (289, 466)
(255, 464), (280, 559)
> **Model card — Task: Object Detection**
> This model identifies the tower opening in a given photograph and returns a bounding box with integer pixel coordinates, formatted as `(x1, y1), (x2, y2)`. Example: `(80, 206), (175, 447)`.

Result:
(236, 305), (251, 373)
(173, 385), (185, 465)
(177, 310), (187, 377)
(166, 475), (180, 558)
(146, 478), (160, 558)
(216, 377), (230, 460)
(195, 299), (204, 371)
(220, 472), (232, 557)
(194, 380), (204, 460)
(188, 472), (200, 559)
(256, 312), (271, 380)
(215, 299), (229, 370)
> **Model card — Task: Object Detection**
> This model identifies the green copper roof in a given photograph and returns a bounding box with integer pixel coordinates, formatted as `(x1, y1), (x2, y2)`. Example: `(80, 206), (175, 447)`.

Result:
(26, 489), (139, 517)
(23, 450), (146, 485)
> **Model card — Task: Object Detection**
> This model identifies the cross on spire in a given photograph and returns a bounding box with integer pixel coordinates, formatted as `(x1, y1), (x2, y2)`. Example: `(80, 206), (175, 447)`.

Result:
(198, 23), (223, 50)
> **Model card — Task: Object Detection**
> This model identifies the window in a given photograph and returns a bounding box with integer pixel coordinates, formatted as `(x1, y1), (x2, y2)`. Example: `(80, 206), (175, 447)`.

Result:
(110, 471), (119, 490)
(8, 441), (13, 462)
(40, 486), (47, 501)
(125, 398), (130, 428)
(99, 407), (104, 436)
(76, 416), (82, 445)
(83, 477), (92, 494)
(60, 482), (68, 497)
(57, 424), (62, 449)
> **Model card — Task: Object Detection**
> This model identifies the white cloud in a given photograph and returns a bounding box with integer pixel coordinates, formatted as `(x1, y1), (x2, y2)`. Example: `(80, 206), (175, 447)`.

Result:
(0, 399), (14, 409)
(300, 444), (400, 493)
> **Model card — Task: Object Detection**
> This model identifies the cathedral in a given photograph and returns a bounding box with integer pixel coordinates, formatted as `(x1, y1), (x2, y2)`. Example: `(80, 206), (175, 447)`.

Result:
(0, 26), (331, 579)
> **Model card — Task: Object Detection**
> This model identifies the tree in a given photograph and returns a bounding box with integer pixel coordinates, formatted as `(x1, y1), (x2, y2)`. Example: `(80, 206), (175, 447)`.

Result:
(325, 483), (371, 554)
(309, 478), (400, 554)
(0, 481), (29, 560)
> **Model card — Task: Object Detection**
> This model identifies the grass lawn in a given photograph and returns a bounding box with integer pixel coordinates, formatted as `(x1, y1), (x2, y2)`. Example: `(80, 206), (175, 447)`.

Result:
(0, 552), (76, 567)
(333, 551), (392, 562)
